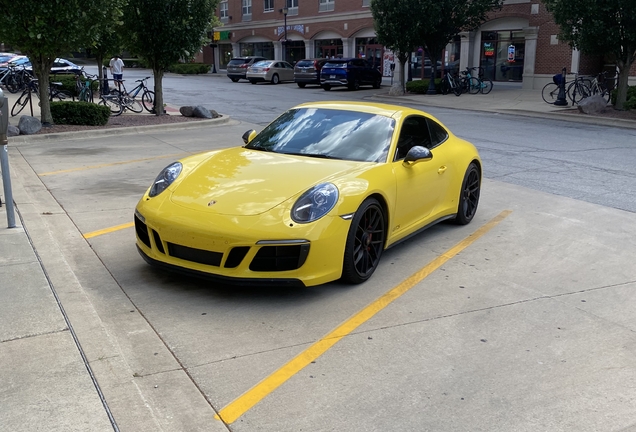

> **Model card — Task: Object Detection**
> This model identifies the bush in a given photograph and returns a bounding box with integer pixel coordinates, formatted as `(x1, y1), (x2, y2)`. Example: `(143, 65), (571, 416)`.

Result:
(50, 101), (110, 126)
(406, 79), (443, 94)
(167, 63), (210, 74)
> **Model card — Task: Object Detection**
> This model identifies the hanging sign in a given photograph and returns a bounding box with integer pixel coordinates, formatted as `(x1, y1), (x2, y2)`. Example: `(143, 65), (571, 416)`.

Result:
(508, 45), (516, 62)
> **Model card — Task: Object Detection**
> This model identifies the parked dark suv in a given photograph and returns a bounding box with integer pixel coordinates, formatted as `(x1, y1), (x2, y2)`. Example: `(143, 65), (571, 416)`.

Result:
(226, 56), (267, 82)
(294, 58), (329, 88)
(320, 58), (383, 91)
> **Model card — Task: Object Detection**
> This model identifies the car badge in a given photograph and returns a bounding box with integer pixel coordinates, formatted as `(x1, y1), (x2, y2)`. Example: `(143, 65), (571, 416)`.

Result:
(208, 200), (217, 206)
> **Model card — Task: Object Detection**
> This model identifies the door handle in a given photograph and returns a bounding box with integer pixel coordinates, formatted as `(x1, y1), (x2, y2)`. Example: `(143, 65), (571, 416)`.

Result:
(438, 166), (447, 174)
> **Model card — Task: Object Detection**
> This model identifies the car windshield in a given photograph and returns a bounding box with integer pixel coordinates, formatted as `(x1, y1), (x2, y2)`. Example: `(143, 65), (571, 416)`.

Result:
(245, 108), (395, 163)
(323, 61), (347, 68)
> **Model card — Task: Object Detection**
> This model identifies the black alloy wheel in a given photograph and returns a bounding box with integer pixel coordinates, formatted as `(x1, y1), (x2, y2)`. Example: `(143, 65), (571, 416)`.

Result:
(341, 198), (386, 284)
(454, 163), (481, 225)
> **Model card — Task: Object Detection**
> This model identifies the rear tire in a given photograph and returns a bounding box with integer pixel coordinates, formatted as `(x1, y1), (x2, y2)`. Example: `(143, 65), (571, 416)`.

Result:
(271, 74), (280, 84)
(480, 79), (493, 95)
(322, 84), (331, 91)
(373, 77), (382, 89)
(341, 198), (386, 284)
(467, 77), (480, 94)
(297, 83), (306, 88)
(230, 77), (239, 82)
(454, 163), (481, 225)
(123, 96), (143, 113)
(250, 79), (257, 84)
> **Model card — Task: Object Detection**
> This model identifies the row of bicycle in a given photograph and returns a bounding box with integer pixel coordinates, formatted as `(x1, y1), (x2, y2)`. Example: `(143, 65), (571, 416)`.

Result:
(541, 70), (617, 105)
(440, 67), (494, 96)
(9, 71), (156, 117)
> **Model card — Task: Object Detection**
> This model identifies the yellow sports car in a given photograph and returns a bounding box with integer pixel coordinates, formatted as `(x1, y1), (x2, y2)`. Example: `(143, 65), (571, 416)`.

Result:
(135, 102), (481, 287)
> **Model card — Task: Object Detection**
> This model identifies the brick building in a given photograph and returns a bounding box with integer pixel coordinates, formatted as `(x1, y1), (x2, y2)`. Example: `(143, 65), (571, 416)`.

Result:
(210, 0), (635, 89)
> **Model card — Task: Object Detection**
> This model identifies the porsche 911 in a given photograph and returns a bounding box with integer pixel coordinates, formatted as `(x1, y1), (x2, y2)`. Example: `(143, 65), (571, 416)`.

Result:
(135, 101), (481, 287)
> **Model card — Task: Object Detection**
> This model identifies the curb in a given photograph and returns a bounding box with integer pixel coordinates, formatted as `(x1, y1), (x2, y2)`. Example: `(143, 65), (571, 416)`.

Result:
(8, 114), (233, 144)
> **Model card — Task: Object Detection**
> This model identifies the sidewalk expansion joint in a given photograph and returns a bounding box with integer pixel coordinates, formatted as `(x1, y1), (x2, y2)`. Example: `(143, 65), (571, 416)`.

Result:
(1, 327), (69, 344)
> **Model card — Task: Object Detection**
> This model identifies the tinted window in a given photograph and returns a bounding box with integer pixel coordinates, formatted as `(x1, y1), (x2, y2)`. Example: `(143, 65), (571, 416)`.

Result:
(426, 118), (449, 148)
(296, 60), (314, 68)
(228, 58), (250, 66)
(394, 116), (433, 160)
(246, 108), (395, 163)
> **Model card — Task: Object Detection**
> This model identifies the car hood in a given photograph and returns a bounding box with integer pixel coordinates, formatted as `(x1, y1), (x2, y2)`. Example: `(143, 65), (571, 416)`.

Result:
(170, 147), (367, 216)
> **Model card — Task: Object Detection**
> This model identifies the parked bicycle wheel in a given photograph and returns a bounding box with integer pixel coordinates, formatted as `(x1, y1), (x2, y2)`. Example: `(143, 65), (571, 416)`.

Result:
(541, 82), (560, 104)
(11, 92), (29, 116)
(5, 74), (19, 93)
(567, 81), (590, 104)
(480, 79), (493, 95)
(467, 77), (480, 94)
(99, 96), (123, 116)
(122, 95), (143, 113)
(141, 90), (155, 112)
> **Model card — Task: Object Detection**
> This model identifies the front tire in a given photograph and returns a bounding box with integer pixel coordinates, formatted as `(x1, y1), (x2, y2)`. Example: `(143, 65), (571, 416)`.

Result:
(322, 84), (331, 91)
(99, 96), (123, 116)
(341, 198), (386, 284)
(454, 163), (481, 225)
(142, 90), (155, 112)
(11, 92), (29, 116)
(541, 82), (559, 104)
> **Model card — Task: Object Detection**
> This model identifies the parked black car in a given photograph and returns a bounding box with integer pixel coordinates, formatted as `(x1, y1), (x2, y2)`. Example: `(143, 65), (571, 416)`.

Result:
(226, 56), (267, 82)
(294, 58), (329, 88)
(320, 58), (382, 91)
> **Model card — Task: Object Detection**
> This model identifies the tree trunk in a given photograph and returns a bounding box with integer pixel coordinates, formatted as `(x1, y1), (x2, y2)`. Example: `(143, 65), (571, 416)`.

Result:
(95, 54), (104, 94)
(614, 56), (633, 110)
(153, 68), (165, 115)
(31, 55), (55, 124)
(398, 53), (409, 94)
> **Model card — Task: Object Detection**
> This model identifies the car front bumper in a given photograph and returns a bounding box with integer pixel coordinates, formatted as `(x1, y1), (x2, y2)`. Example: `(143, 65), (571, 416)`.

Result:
(134, 198), (351, 287)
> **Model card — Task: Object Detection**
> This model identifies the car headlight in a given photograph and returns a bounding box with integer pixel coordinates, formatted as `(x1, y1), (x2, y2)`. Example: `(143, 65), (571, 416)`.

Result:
(148, 162), (182, 197)
(291, 183), (339, 223)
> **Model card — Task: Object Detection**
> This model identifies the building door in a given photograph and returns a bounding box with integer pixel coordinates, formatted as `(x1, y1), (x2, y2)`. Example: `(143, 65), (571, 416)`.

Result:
(480, 30), (525, 82)
(365, 46), (384, 74)
(320, 45), (338, 58)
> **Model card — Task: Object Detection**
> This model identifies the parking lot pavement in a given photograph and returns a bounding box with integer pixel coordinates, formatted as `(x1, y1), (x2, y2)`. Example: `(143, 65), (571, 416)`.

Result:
(2, 117), (636, 431)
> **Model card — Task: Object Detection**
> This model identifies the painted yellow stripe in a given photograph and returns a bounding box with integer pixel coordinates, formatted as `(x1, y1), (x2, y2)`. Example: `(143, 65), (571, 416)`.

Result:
(216, 210), (513, 424)
(39, 153), (187, 176)
(84, 222), (134, 239)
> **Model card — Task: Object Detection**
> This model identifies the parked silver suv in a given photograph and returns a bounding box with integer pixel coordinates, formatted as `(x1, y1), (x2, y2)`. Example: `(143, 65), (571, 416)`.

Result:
(227, 56), (267, 82)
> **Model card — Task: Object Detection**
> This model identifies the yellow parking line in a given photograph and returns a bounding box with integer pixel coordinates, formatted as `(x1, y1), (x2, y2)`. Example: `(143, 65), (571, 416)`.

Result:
(84, 222), (134, 239)
(216, 209), (513, 424)
(39, 153), (187, 176)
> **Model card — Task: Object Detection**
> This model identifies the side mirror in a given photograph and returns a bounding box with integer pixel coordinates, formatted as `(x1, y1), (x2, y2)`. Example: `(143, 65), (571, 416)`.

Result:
(403, 146), (432, 165)
(242, 129), (257, 145)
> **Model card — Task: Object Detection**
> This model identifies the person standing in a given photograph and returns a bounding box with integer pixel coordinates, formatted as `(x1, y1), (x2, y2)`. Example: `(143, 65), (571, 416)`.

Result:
(109, 54), (125, 93)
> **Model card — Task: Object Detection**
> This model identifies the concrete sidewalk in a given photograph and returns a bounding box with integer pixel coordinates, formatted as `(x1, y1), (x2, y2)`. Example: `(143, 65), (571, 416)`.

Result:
(1, 79), (635, 431)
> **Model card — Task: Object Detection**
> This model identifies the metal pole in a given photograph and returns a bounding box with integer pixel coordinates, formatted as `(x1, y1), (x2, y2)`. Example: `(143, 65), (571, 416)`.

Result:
(0, 96), (16, 228)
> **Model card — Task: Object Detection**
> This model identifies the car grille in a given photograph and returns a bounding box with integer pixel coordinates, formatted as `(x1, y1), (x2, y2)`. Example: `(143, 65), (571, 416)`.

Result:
(135, 214), (310, 272)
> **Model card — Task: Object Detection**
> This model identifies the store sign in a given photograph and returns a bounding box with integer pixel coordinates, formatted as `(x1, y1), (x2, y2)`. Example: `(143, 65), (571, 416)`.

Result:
(508, 45), (516, 62)
(483, 42), (494, 57)
(277, 25), (305, 36)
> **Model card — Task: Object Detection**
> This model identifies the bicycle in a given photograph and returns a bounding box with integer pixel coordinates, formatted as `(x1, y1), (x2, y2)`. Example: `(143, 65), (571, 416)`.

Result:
(542, 71), (591, 105)
(11, 76), (38, 116)
(111, 76), (155, 113)
(459, 67), (481, 95)
(441, 70), (462, 96)
(74, 72), (99, 103)
(474, 66), (493, 95)
(587, 71), (615, 103)
(5, 65), (32, 94)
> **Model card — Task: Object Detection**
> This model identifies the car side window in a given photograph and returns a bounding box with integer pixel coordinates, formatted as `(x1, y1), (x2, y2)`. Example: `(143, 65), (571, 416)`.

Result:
(394, 116), (433, 161)
(426, 118), (449, 149)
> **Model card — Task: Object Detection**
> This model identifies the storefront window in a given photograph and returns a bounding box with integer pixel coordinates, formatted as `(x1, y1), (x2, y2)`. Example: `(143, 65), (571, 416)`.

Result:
(355, 37), (384, 74)
(240, 42), (274, 59)
(284, 40), (305, 65)
(480, 30), (524, 82)
(218, 43), (233, 68)
(315, 39), (343, 58)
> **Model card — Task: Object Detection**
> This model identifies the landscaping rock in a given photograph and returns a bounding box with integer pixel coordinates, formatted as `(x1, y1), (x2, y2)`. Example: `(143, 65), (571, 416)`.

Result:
(7, 125), (20, 137)
(578, 94), (608, 115)
(193, 105), (213, 119)
(179, 106), (195, 117)
(18, 116), (42, 135)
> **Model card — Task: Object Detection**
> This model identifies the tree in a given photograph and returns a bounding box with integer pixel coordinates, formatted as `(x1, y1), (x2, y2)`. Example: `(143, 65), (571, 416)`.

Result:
(371, 0), (429, 94)
(418, 0), (502, 94)
(123, 0), (219, 115)
(90, 16), (126, 94)
(0, 0), (124, 124)
(543, 0), (636, 110)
